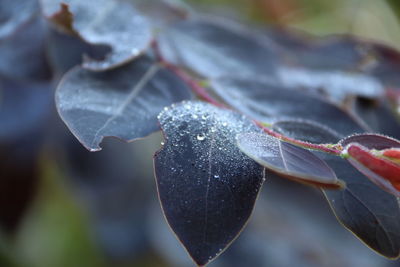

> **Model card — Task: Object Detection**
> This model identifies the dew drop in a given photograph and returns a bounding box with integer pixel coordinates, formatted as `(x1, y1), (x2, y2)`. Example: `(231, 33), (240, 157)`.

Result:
(197, 133), (206, 141)
(161, 141), (165, 145)
(214, 174), (220, 179)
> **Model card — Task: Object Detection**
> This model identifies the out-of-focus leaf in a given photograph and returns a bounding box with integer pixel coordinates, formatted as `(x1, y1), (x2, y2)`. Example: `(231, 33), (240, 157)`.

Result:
(0, 77), (52, 142)
(0, 0), (39, 39)
(274, 121), (400, 258)
(344, 143), (400, 197)
(41, 0), (152, 71)
(46, 29), (110, 77)
(211, 76), (366, 136)
(56, 56), (192, 151)
(272, 119), (342, 144)
(237, 132), (342, 188)
(352, 97), (400, 139)
(0, 13), (51, 81)
(154, 101), (265, 266)
(157, 17), (277, 78)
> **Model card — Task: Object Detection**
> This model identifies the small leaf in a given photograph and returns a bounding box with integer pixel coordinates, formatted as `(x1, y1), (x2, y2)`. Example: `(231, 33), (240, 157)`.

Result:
(340, 133), (400, 150)
(41, 0), (152, 70)
(237, 132), (342, 188)
(211, 77), (365, 136)
(154, 101), (264, 266)
(56, 56), (192, 151)
(344, 143), (400, 197)
(274, 121), (400, 258)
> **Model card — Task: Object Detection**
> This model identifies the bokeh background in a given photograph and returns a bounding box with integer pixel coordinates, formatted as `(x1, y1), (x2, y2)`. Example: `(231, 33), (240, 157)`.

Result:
(2, 0), (400, 266)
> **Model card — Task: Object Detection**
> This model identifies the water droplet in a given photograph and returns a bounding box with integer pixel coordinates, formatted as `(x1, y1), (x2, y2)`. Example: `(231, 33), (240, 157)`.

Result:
(214, 174), (220, 179)
(197, 133), (206, 141)
(161, 142), (165, 145)
(192, 114), (198, 119)
(222, 122), (227, 127)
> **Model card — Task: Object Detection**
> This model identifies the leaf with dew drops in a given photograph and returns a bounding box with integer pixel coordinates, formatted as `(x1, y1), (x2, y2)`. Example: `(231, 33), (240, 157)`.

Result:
(154, 101), (265, 266)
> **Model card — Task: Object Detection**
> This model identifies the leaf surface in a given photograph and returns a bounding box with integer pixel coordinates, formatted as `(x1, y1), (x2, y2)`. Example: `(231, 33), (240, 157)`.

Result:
(157, 18), (277, 78)
(237, 132), (342, 188)
(56, 56), (192, 151)
(211, 77), (365, 136)
(154, 101), (265, 266)
(274, 121), (400, 258)
(41, 0), (152, 70)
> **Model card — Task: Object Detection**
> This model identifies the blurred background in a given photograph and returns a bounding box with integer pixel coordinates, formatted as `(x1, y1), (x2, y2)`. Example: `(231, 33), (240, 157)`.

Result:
(2, 0), (400, 266)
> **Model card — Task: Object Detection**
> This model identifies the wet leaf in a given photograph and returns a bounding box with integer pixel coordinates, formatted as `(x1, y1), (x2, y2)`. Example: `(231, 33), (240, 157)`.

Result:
(237, 132), (342, 188)
(41, 0), (152, 70)
(211, 76), (366, 136)
(154, 101), (265, 266)
(273, 122), (400, 258)
(56, 56), (192, 151)
(157, 17), (277, 79)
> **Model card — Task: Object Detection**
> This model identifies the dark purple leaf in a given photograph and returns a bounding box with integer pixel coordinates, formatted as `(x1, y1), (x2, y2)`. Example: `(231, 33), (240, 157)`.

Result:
(46, 29), (110, 77)
(157, 17), (277, 79)
(56, 56), (192, 151)
(211, 76), (366, 136)
(343, 143), (400, 197)
(272, 119), (342, 143)
(340, 133), (400, 150)
(41, 0), (152, 71)
(154, 101), (265, 266)
(352, 97), (400, 139)
(274, 121), (400, 258)
(237, 132), (342, 188)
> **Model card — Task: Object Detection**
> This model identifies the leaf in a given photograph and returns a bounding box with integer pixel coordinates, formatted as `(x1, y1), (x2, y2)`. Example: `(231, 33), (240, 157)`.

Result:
(352, 97), (400, 139)
(272, 119), (343, 143)
(41, 0), (152, 71)
(46, 28), (110, 76)
(0, 0), (39, 39)
(344, 143), (400, 197)
(56, 55), (192, 151)
(273, 121), (400, 258)
(154, 101), (265, 266)
(210, 76), (366, 136)
(0, 11), (51, 81)
(340, 133), (400, 150)
(157, 17), (277, 79)
(237, 132), (343, 188)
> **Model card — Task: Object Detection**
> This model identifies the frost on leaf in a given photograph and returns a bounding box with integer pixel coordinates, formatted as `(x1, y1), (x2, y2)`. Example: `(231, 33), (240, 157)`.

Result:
(41, 0), (152, 70)
(237, 132), (343, 188)
(56, 55), (192, 151)
(154, 101), (265, 266)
